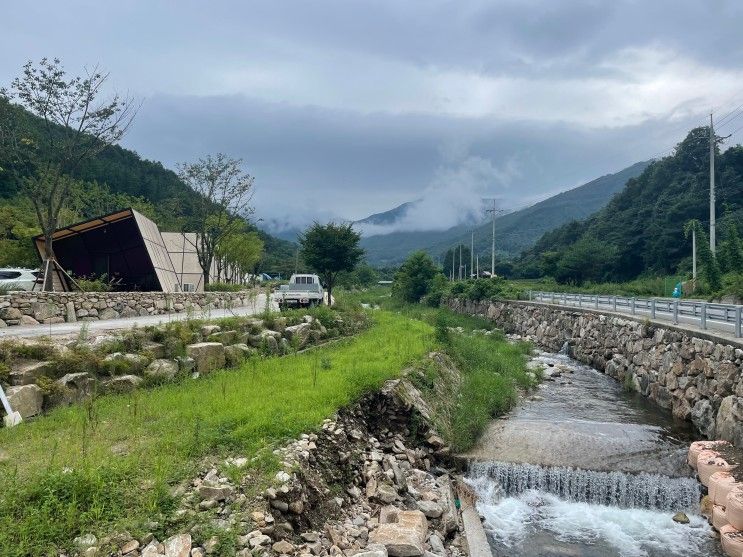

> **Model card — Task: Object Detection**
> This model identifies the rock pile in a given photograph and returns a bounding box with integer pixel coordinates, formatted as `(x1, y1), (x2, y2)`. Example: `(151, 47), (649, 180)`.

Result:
(79, 359), (467, 557)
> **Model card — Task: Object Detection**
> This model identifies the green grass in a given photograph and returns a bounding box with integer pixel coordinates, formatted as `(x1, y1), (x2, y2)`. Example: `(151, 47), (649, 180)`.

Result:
(445, 332), (533, 452)
(0, 311), (432, 557)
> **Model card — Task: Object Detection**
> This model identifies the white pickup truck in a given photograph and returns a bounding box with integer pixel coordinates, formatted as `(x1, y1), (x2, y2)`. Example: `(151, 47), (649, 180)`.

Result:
(274, 274), (325, 309)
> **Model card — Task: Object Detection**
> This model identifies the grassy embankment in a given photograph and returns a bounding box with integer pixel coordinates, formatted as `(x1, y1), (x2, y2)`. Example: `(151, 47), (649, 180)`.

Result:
(0, 311), (429, 556)
(340, 287), (534, 452)
(0, 295), (532, 556)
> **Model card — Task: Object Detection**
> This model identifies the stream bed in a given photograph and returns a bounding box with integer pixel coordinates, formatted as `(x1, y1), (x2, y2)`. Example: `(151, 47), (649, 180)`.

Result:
(464, 350), (723, 557)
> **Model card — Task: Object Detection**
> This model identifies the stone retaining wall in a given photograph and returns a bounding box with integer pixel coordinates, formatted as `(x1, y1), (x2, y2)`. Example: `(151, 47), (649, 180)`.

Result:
(0, 290), (259, 327)
(446, 298), (743, 447)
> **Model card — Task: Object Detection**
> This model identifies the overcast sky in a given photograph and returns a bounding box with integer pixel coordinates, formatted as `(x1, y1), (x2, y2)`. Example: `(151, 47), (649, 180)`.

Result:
(3, 1), (743, 234)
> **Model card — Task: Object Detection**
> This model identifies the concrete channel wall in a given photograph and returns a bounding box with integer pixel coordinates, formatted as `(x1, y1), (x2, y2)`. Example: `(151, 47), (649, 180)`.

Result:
(447, 298), (743, 447)
(0, 290), (261, 328)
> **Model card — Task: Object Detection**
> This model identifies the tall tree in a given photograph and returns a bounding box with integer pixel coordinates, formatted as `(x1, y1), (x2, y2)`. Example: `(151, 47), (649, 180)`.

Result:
(0, 58), (137, 290)
(392, 251), (440, 303)
(300, 222), (364, 306)
(178, 154), (255, 286)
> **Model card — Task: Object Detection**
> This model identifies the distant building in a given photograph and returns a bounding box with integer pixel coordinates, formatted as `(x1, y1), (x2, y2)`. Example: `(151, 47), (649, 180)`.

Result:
(33, 208), (214, 292)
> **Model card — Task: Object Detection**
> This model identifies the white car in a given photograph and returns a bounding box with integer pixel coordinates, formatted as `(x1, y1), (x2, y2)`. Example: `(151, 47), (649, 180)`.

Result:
(0, 268), (42, 291)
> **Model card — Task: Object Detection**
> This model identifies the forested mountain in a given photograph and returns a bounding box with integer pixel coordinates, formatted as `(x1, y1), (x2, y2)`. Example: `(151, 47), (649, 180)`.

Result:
(516, 128), (743, 283)
(0, 99), (295, 273)
(357, 161), (649, 266)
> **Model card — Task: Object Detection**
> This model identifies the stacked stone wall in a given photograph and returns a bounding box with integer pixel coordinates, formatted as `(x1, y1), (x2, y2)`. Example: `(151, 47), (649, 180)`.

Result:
(0, 290), (259, 327)
(447, 298), (743, 447)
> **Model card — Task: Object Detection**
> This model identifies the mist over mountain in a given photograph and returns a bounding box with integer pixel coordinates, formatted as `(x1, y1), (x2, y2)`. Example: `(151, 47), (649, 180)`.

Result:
(358, 161), (650, 266)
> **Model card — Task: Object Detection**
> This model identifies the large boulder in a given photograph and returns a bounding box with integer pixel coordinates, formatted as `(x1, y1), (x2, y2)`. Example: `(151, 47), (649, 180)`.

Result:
(144, 359), (179, 380)
(186, 342), (225, 374)
(9, 361), (54, 386)
(224, 344), (253, 367)
(369, 510), (428, 557)
(0, 307), (22, 321)
(283, 322), (312, 348)
(716, 396), (743, 446)
(5, 384), (43, 418)
(54, 372), (96, 405)
(103, 352), (149, 375)
(31, 302), (57, 322)
(98, 308), (120, 320)
(102, 375), (143, 394)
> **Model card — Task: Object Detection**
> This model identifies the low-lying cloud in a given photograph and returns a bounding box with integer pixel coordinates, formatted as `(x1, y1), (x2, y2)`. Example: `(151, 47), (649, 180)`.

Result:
(355, 154), (519, 237)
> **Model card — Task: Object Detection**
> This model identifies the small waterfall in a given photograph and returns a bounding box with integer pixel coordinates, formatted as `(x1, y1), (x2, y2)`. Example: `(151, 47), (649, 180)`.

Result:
(558, 341), (570, 355)
(468, 460), (701, 513)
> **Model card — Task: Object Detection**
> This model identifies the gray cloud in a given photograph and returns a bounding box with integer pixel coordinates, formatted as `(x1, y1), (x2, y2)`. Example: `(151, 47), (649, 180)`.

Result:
(2, 1), (742, 235)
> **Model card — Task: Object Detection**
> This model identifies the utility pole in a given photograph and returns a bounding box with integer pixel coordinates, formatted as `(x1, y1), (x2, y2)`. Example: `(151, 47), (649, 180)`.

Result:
(458, 245), (462, 280)
(692, 227), (697, 284)
(470, 232), (474, 280)
(476, 255), (479, 278)
(710, 112), (716, 254)
(451, 249), (455, 281)
(484, 199), (504, 277)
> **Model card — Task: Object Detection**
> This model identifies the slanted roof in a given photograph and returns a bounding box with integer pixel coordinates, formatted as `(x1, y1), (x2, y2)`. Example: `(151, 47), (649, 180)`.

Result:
(34, 208), (186, 292)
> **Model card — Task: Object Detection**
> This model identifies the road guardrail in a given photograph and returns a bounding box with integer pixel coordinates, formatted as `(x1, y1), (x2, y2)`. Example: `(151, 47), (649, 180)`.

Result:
(528, 290), (743, 338)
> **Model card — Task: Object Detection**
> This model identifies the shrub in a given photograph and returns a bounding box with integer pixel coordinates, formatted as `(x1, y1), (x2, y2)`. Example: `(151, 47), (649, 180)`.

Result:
(205, 282), (245, 292)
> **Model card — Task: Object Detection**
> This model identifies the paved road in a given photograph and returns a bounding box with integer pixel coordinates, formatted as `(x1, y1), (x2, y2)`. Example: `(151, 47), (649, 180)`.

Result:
(0, 294), (278, 339)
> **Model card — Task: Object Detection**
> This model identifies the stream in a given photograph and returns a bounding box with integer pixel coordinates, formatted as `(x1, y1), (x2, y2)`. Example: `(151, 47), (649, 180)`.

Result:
(464, 350), (723, 557)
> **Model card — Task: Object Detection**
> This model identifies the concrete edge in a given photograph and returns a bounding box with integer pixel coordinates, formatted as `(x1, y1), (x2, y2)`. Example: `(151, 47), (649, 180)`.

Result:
(454, 477), (491, 557)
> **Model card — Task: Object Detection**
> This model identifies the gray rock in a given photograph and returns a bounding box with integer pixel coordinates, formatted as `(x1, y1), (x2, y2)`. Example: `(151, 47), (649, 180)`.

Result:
(54, 372), (96, 405)
(0, 307), (22, 320)
(98, 308), (120, 320)
(9, 360), (54, 386)
(5, 384), (44, 418)
(102, 375), (143, 393)
(369, 511), (428, 557)
(163, 533), (191, 557)
(224, 343), (253, 367)
(145, 359), (179, 381)
(186, 342), (226, 374)
(415, 500), (442, 519)
(692, 399), (717, 438)
(19, 315), (40, 326)
(374, 483), (398, 504)
(197, 483), (234, 502)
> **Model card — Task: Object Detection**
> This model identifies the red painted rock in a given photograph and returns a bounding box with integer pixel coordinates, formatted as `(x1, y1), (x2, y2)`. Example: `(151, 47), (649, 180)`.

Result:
(721, 524), (743, 557)
(689, 440), (730, 469)
(711, 472), (740, 507)
(728, 487), (743, 531)
(714, 505), (730, 532)
(698, 451), (736, 487)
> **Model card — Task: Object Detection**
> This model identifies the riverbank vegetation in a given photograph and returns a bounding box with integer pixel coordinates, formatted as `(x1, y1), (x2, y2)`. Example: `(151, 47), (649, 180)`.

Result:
(0, 311), (432, 556)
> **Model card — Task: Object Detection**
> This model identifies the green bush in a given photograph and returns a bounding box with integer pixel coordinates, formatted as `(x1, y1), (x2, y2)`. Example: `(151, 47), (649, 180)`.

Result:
(205, 282), (245, 292)
(392, 251), (441, 303)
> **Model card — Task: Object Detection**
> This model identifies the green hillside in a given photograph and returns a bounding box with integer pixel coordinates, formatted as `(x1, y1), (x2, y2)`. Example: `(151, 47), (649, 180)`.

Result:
(516, 127), (743, 283)
(359, 161), (649, 266)
(0, 99), (295, 273)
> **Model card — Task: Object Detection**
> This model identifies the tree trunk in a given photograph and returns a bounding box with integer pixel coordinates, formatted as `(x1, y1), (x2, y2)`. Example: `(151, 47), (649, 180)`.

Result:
(42, 231), (55, 291)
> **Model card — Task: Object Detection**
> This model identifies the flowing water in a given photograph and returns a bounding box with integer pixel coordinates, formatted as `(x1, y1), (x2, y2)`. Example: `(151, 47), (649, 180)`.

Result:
(464, 350), (722, 557)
